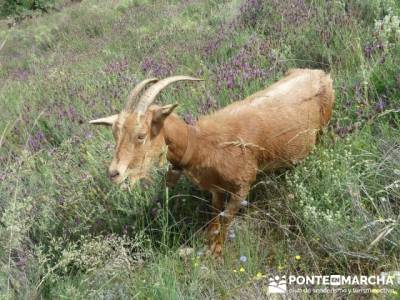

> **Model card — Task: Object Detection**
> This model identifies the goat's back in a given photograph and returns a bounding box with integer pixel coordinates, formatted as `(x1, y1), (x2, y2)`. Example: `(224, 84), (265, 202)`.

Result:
(232, 68), (333, 126)
(197, 68), (334, 168)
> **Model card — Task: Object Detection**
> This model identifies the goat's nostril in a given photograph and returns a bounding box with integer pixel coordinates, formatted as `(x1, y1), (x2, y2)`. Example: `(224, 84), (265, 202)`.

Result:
(109, 170), (120, 179)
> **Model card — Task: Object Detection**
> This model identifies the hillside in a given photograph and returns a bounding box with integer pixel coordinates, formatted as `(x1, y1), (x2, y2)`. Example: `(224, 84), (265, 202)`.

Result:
(0, 0), (399, 298)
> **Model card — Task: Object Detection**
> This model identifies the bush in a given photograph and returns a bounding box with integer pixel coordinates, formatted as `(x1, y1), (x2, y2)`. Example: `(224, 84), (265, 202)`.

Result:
(1, 0), (55, 17)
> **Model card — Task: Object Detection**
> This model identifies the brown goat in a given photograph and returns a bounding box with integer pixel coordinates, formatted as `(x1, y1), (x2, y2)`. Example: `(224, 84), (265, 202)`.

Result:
(90, 69), (334, 255)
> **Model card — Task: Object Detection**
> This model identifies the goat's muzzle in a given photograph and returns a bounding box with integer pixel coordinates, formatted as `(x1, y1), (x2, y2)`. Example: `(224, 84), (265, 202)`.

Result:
(108, 169), (120, 181)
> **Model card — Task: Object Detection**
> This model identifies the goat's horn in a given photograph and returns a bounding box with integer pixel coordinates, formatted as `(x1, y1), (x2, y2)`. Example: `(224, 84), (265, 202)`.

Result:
(135, 76), (203, 113)
(124, 77), (158, 111)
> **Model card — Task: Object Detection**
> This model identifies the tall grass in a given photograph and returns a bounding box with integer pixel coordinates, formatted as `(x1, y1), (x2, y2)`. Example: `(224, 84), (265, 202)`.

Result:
(0, 0), (399, 298)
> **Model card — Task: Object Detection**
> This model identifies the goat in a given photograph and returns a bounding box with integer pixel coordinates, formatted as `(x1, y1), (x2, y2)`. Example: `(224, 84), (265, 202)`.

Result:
(89, 69), (334, 255)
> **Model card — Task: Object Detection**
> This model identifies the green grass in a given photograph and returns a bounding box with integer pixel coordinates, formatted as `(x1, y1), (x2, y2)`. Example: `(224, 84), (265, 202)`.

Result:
(0, 0), (399, 299)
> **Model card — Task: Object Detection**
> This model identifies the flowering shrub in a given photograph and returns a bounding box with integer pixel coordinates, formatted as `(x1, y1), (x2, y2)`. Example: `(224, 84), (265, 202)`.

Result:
(374, 9), (400, 50)
(141, 57), (175, 77)
(214, 37), (269, 95)
(287, 144), (357, 226)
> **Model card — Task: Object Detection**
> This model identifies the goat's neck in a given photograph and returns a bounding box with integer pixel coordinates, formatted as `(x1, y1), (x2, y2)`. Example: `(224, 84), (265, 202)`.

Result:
(163, 114), (194, 166)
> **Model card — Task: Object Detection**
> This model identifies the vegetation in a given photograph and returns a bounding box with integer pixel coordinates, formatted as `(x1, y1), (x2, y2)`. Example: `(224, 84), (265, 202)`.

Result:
(0, 0), (399, 298)
(0, 0), (56, 18)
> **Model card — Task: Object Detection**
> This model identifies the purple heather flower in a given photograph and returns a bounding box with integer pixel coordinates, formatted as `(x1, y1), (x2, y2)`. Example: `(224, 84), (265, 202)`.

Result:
(374, 99), (386, 113)
(58, 196), (65, 206)
(27, 131), (46, 152)
(141, 57), (175, 77)
(12, 69), (29, 81)
(104, 58), (129, 74)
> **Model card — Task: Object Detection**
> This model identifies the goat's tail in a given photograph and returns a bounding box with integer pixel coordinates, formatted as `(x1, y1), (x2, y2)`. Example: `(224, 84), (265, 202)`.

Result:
(319, 73), (334, 126)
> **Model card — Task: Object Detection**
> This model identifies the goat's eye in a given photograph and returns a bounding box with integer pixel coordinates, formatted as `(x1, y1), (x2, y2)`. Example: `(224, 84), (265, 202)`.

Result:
(137, 133), (146, 141)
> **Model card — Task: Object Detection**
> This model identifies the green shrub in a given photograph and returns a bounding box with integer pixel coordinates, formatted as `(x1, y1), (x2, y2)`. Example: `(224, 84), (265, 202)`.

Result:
(1, 0), (55, 17)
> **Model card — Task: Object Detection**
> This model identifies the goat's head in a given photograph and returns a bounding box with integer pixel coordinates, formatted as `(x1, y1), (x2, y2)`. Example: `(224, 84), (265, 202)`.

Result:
(89, 76), (202, 185)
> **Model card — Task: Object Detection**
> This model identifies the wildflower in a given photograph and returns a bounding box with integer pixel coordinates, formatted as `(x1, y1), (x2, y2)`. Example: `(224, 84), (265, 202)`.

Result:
(194, 262), (199, 267)
(255, 272), (265, 280)
(28, 131), (46, 152)
(240, 255), (247, 263)
(392, 290), (398, 295)
(295, 255), (301, 261)
(239, 267), (245, 272)
(178, 247), (196, 260)
(233, 269), (237, 273)
(278, 265), (284, 271)
(371, 288), (380, 294)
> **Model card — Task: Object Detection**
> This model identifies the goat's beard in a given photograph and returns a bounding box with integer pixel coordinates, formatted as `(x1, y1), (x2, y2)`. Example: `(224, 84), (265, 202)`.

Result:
(119, 148), (168, 189)
(124, 162), (157, 188)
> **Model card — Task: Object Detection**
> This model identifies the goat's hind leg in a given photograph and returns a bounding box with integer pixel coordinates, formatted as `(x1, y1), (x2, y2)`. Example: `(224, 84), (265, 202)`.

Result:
(207, 190), (225, 256)
(218, 187), (250, 253)
(209, 187), (250, 256)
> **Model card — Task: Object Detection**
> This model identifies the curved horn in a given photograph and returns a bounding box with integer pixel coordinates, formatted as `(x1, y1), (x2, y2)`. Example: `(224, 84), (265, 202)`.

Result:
(135, 76), (203, 113)
(124, 77), (158, 111)
(89, 114), (118, 126)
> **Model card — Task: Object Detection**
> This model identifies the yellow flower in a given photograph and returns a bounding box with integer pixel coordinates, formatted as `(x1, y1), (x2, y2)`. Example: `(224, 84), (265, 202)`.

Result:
(278, 265), (284, 270)
(255, 272), (263, 279)
(239, 267), (245, 273)
(371, 288), (380, 294)
(295, 255), (301, 261)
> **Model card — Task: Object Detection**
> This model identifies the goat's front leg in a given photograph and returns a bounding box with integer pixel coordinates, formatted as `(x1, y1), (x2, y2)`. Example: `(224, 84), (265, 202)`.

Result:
(209, 187), (249, 256)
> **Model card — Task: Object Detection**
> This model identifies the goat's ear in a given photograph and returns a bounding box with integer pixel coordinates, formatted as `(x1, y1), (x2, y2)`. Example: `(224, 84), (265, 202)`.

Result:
(89, 114), (118, 126)
(152, 104), (178, 123)
(151, 104), (178, 136)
